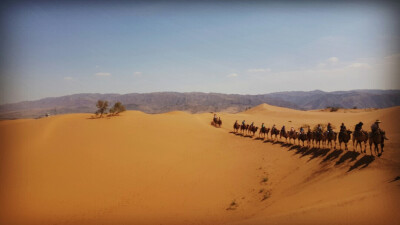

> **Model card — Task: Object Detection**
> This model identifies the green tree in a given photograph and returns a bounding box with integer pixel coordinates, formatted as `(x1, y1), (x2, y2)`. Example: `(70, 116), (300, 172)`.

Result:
(95, 100), (109, 117)
(109, 102), (126, 116)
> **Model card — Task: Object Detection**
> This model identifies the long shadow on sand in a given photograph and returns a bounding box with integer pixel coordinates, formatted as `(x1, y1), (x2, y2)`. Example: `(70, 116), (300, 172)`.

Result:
(272, 141), (285, 145)
(231, 131), (376, 170)
(348, 155), (375, 172)
(321, 149), (343, 163)
(287, 146), (330, 162)
(306, 148), (330, 161)
(335, 151), (360, 166)
(288, 145), (308, 154)
(232, 132), (253, 138)
(389, 176), (400, 183)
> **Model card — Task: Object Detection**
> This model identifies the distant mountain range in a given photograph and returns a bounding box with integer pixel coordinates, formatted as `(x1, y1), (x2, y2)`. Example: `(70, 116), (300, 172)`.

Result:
(0, 89), (399, 119)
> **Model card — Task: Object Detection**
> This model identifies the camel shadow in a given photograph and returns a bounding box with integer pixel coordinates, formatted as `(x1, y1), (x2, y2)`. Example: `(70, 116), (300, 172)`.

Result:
(254, 137), (265, 141)
(235, 133), (243, 137)
(263, 139), (273, 143)
(389, 176), (400, 183)
(229, 131), (236, 134)
(291, 146), (309, 155)
(348, 155), (375, 172)
(335, 151), (360, 166)
(243, 135), (253, 138)
(281, 143), (293, 147)
(322, 149), (343, 163)
(288, 145), (302, 151)
(272, 141), (284, 145)
(307, 148), (330, 161)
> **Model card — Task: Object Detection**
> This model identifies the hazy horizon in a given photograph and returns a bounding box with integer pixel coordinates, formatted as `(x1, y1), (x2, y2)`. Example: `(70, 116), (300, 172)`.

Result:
(1, 1), (399, 104)
(2, 88), (400, 105)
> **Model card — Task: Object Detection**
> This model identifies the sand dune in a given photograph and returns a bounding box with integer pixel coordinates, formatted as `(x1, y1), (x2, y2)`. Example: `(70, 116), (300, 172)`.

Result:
(0, 104), (399, 225)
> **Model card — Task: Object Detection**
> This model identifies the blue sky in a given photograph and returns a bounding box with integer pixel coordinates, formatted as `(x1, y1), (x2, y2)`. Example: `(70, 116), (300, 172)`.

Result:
(1, 1), (399, 104)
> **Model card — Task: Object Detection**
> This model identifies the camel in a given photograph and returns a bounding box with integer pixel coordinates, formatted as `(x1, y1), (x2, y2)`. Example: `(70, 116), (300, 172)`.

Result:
(233, 122), (240, 133)
(248, 126), (258, 137)
(259, 127), (270, 139)
(240, 124), (249, 135)
(306, 130), (313, 147)
(247, 124), (255, 136)
(313, 131), (324, 148)
(338, 130), (352, 150)
(280, 129), (288, 143)
(270, 127), (280, 141)
(368, 131), (386, 157)
(298, 132), (307, 147)
(353, 130), (368, 153)
(325, 130), (337, 149)
(288, 130), (298, 145)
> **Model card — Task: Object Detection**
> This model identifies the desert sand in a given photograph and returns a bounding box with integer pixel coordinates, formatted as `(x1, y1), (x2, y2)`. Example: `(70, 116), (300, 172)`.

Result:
(0, 104), (399, 225)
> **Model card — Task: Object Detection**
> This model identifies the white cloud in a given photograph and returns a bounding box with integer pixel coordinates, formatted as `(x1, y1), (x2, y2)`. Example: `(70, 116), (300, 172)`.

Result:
(95, 72), (111, 77)
(247, 68), (271, 73)
(64, 76), (73, 80)
(327, 57), (339, 64)
(134, 71), (142, 76)
(227, 73), (238, 78)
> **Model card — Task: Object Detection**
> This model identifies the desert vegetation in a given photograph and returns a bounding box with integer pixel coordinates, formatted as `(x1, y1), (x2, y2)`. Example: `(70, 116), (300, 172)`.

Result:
(95, 100), (126, 118)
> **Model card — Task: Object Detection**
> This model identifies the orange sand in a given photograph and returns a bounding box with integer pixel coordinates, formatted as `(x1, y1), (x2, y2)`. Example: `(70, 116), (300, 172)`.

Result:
(0, 104), (399, 225)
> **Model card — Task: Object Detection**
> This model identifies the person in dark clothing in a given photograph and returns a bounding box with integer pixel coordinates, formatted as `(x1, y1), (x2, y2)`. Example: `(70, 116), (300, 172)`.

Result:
(355, 122), (363, 132)
(370, 120), (389, 140)
(327, 123), (333, 134)
(281, 125), (286, 133)
(340, 123), (346, 132)
(299, 127), (304, 134)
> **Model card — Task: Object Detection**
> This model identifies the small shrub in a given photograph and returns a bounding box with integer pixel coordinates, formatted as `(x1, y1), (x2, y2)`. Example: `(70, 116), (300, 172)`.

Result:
(330, 107), (339, 112)
(261, 177), (268, 183)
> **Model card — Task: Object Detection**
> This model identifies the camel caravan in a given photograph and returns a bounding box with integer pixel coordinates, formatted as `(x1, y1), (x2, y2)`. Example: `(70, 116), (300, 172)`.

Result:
(228, 119), (388, 157)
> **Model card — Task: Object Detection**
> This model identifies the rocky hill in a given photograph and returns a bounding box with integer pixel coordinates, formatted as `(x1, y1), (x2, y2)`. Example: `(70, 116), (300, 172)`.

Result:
(0, 90), (399, 119)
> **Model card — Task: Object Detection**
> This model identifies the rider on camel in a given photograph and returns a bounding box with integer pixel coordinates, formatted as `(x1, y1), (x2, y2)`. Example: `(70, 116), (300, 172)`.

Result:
(300, 127), (304, 134)
(290, 127), (295, 134)
(281, 125), (286, 133)
(327, 122), (333, 133)
(371, 120), (388, 140)
(317, 124), (323, 133)
(355, 122), (363, 132)
(340, 123), (346, 132)
(242, 120), (246, 126)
